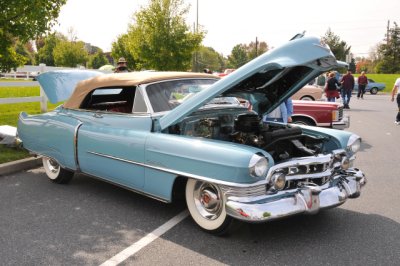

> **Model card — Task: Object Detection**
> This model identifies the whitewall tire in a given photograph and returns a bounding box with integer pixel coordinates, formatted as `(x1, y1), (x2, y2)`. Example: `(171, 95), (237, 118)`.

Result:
(42, 157), (74, 184)
(185, 179), (235, 235)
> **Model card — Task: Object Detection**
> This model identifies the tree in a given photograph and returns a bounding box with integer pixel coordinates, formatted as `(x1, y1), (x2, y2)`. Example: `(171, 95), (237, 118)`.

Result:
(227, 44), (248, 68)
(53, 40), (88, 67)
(375, 22), (400, 73)
(36, 33), (66, 66)
(245, 40), (269, 60)
(88, 50), (108, 69)
(0, 0), (66, 71)
(196, 46), (224, 72)
(356, 58), (372, 73)
(14, 40), (35, 65)
(322, 28), (351, 61)
(126, 0), (204, 71)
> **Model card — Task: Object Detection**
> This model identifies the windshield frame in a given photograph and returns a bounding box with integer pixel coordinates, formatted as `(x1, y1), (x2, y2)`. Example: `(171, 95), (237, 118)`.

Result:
(142, 78), (219, 114)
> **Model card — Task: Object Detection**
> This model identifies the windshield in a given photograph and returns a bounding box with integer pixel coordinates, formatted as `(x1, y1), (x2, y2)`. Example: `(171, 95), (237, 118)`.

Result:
(146, 78), (217, 112)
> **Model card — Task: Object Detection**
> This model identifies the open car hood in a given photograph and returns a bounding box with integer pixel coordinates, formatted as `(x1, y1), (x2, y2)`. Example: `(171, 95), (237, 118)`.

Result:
(36, 70), (103, 103)
(158, 36), (345, 131)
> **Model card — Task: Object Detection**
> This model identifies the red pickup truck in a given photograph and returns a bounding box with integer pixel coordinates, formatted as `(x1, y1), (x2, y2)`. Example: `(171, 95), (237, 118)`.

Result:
(292, 100), (349, 129)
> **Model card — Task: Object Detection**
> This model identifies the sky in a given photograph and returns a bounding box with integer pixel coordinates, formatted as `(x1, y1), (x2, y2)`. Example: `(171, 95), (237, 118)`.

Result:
(54, 0), (399, 58)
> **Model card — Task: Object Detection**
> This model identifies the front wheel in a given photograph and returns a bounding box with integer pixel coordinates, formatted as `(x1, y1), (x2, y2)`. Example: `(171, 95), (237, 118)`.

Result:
(185, 179), (236, 235)
(370, 87), (378, 94)
(291, 117), (316, 126)
(42, 157), (74, 184)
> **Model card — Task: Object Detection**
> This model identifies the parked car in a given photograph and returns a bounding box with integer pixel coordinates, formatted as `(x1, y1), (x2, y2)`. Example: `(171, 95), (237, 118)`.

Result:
(354, 78), (385, 94)
(292, 100), (349, 129)
(18, 36), (366, 235)
(218, 68), (236, 77)
(292, 84), (325, 101)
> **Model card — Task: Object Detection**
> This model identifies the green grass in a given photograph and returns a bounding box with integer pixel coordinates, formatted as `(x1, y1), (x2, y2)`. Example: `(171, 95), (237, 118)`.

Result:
(0, 86), (60, 127)
(0, 145), (30, 164)
(0, 85), (60, 164)
(0, 78), (32, 82)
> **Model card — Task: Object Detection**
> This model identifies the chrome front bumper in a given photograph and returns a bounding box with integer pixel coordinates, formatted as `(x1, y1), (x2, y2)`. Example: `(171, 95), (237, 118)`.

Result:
(332, 115), (350, 130)
(225, 168), (366, 222)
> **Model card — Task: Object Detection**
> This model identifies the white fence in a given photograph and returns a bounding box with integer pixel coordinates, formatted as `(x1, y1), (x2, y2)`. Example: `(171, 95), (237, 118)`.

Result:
(0, 64), (81, 112)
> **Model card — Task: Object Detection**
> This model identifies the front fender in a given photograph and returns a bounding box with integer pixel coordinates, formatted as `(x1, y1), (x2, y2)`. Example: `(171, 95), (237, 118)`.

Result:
(294, 124), (352, 150)
(145, 133), (272, 185)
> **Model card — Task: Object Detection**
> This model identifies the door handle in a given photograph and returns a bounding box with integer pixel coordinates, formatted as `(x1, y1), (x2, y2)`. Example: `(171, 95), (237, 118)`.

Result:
(93, 113), (103, 118)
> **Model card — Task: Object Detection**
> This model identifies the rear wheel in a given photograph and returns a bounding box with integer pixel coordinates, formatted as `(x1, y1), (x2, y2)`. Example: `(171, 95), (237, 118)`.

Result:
(185, 179), (236, 235)
(42, 157), (74, 184)
(300, 96), (314, 101)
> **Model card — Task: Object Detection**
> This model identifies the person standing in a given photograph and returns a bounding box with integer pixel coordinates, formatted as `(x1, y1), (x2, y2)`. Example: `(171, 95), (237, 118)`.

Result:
(391, 77), (400, 125)
(325, 72), (341, 102)
(340, 69), (355, 109)
(357, 71), (368, 99)
(114, 57), (130, 73)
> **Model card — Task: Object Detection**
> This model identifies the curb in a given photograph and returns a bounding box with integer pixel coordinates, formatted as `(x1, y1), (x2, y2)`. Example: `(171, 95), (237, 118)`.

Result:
(0, 157), (42, 176)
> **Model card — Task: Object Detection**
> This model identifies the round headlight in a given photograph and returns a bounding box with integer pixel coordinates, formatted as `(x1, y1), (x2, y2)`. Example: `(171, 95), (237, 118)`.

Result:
(341, 157), (350, 170)
(249, 154), (268, 178)
(271, 172), (286, 190)
(347, 134), (361, 153)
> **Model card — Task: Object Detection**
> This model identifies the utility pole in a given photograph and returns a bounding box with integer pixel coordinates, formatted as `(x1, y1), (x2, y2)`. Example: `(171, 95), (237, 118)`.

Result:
(387, 20), (390, 44)
(196, 0), (199, 33)
(255, 37), (258, 57)
(192, 22), (196, 72)
(195, 0), (199, 72)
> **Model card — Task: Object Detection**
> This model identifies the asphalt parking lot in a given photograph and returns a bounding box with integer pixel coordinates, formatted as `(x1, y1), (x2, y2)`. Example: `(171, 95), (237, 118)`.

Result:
(1, 94), (400, 265)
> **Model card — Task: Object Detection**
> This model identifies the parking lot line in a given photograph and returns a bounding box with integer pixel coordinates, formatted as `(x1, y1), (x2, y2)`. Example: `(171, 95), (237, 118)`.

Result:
(99, 210), (189, 266)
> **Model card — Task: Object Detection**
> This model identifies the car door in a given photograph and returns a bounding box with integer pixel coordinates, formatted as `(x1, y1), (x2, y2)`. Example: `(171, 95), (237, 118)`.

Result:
(71, 87), (152, 189)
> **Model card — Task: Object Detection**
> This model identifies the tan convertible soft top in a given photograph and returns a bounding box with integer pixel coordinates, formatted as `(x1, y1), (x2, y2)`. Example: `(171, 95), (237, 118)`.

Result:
(63, 71), (215, 109)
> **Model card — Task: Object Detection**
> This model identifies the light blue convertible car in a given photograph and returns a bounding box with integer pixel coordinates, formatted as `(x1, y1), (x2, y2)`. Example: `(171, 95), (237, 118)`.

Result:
(17, 35), (366, 235)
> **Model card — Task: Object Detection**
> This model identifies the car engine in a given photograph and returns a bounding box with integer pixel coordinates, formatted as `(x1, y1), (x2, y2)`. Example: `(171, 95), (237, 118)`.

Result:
(169, 111), (327, 163)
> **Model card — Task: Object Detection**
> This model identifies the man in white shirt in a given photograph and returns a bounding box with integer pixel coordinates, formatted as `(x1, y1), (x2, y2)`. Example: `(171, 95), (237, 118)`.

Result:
(391, 77), (400, 125)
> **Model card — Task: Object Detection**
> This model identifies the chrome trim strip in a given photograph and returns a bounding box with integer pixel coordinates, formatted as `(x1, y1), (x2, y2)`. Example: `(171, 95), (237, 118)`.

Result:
(317, 122), (331, 127)
(62, 106), (152, 117)
(285, 170), (332, 181)
(87, 150), (345, 189)
(87, 151), (265, 188)
(74, 122), (83, 172)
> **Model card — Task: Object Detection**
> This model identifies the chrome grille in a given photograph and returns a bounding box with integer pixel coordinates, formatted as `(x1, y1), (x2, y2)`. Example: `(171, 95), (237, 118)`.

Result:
(220, 153), (345, 197)
(281, 176), (331, 190)
(220, 184), (266, 198)
(338, 106), (343, 120)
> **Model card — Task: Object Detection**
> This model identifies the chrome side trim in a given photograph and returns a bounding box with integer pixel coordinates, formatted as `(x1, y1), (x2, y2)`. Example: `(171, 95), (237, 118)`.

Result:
(74, 122), (83, 172)
(87, 151), (265, 188)
(87, 150), (345, 190)
(62, 107), (152, 117)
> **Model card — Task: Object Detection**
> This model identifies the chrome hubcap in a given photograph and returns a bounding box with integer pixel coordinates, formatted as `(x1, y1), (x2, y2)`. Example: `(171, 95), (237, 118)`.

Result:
(47, 158), (60, 173)
(193, 182), (223, 220)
